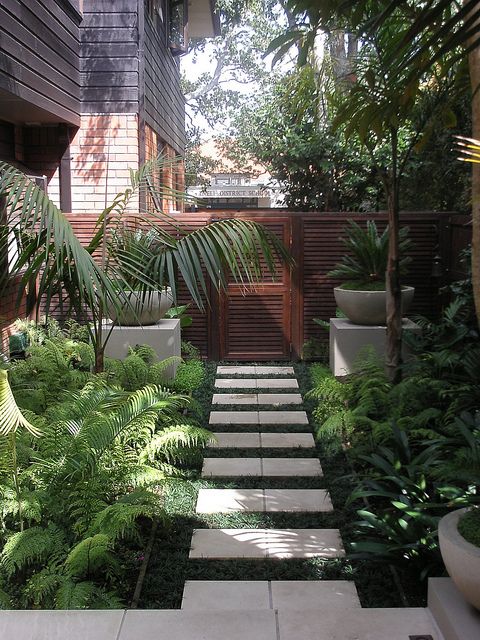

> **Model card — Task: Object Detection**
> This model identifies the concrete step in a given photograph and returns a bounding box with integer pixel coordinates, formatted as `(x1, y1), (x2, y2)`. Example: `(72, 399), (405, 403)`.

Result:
(201, 457), (323, 477)
(195, 488), (333, 513)
(189, 528), (345, 559)
(429, 577), (480, 640)
(181, 579), (361, 611)
(0, 606), (441, 640)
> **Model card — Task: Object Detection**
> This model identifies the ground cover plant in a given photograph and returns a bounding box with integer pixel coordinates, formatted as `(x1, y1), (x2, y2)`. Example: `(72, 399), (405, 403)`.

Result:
(307, 268), (480, 593)
(0, 324), (210, 609)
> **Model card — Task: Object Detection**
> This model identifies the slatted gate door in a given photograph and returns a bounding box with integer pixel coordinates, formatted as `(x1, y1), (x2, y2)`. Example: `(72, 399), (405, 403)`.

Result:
(217, 215), (293, 361)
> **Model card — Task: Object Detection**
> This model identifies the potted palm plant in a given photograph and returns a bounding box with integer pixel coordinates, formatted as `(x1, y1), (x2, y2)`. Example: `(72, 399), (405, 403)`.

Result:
(104, 228), (174, 326)
(328, 220), (415, 325)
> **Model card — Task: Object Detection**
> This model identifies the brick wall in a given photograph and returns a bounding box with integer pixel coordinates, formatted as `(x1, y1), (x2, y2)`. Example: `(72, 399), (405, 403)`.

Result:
(0, 276), (28, 354)
(50, 113), (140, 214)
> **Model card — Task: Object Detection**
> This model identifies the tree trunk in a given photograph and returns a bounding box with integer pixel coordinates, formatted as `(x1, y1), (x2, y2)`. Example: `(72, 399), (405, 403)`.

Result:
(385, 127), (403, 383)
(468, 36), (480, 329)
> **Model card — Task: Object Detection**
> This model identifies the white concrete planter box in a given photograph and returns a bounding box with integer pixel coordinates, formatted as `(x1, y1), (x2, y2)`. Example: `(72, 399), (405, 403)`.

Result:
(103, 319), (181, 378)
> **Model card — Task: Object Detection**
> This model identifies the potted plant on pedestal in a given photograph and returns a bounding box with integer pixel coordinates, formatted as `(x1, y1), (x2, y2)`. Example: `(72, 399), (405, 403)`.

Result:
(438, 507), (480, 610)
(328, 220), (414, 325)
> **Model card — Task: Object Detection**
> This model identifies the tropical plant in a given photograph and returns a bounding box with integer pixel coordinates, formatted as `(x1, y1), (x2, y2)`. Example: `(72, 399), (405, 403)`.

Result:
(328, 220), (412, 290)
(268, 1), (470, 381)
(1, 157), (291, 371)
(0, 374), (211, 608)
(349, 426), (474, 577)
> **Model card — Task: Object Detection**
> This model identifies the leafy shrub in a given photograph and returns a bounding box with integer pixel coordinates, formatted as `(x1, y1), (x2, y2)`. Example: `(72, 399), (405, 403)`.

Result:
(458, 508), (480, 548)
(170, 359), (205, 394)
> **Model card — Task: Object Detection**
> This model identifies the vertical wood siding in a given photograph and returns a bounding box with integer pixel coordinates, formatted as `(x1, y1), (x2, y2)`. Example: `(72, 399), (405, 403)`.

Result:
(80, 0), (139, 114)
(0, 0), (81, 124)
(143, 14), (186, 153)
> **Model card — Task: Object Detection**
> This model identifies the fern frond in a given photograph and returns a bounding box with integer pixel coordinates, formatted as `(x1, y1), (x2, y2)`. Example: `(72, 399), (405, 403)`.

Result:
(65, 534), (117, 578)
(140, 424), (212, 465)
(1, 525), (66, 577)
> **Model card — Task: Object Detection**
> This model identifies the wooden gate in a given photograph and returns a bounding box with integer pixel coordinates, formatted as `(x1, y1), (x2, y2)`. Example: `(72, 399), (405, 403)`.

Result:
(215, 215), (293, 361)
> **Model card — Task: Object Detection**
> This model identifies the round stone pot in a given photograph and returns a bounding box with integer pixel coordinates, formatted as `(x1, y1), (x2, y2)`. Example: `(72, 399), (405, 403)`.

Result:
(333, 286), (415, 325)
(106, 287), (173, 326)
(438, 508), (480, 611)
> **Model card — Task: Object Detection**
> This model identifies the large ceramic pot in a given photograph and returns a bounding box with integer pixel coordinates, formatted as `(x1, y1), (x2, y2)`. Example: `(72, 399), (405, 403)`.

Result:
(106, 287), (173, 326)
(333, 286), (415, 325)
(438, 508), (480, 611)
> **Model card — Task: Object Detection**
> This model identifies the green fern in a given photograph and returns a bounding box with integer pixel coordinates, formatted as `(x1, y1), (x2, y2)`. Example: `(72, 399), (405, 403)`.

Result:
(65, 534), (117, 579)
(1, 525), (66, 577)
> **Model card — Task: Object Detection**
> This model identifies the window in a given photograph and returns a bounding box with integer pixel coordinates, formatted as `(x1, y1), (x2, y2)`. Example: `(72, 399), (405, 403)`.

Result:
(169, 0), (188, 55)
(146, 0), (165, 32)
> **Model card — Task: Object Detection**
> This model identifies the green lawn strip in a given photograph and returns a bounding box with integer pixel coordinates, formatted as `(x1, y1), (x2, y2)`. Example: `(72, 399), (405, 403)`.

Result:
(211, 404), (306, 412)
(204, 447), (317, 458)
(204, 477), (326, 490)
(209, 424), (311, 433)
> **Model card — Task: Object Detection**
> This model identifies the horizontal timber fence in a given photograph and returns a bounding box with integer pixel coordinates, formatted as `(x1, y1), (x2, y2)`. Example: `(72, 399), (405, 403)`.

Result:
(58, 210), (471, 362)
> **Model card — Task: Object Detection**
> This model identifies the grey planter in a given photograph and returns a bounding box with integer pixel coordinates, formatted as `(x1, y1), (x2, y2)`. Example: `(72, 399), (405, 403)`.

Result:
(106, 287), (173, 326)
(333, 286), (415, 325)
(439, 508), (480, 611)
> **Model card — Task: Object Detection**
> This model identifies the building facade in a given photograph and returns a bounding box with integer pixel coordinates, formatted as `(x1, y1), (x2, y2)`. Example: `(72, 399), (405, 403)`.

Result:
(0, 0), (218, 214)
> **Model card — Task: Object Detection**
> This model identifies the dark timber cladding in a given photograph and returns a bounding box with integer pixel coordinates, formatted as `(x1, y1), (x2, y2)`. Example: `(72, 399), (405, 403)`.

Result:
(0, 0), (81, 125)
(144, 7), (186, 153)
(80, 0), (139, 113)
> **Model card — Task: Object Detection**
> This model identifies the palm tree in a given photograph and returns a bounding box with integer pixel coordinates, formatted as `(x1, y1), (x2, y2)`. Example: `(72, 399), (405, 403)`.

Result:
(0, 157), (291, 370)
(269, 0), (479, 380)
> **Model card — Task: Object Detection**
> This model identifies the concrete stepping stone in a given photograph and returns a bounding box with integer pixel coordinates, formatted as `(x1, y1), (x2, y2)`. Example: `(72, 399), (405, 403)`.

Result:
(181, 580), (361, 611)
(270, 580), (361, 610)
(215, 379), (259, 389)
(215, 378), (300, 389)
(264, 489), (333, 512)
(257, 393), (303, 405)
(217, 366), (256, 375)
(190, 528), (269, 558)
(201, 457), (322, 477)
(119, 609), (277, 640)
(260, 432), (315, 448)
(258, 410), (308, 424)
(195, 489), (332, 513)
(182, 580), (271, 610)
(212, 393), (258, 405)
(189, 528), (345, 559)
(209, 411), (258, 424)
(202, 458), (262, 477)
(265, 528), (345, 559)
(256, 378), (299, 389)
(254, 366), (295, 375)
(276, 607), (440, 640)
(209, 433), (261, 448)
(196, 489), (264, 513)
(261, 458), (323, 476)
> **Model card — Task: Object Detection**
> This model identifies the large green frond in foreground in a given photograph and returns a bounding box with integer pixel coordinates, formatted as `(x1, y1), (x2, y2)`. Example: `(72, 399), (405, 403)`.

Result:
(0, 162), (119, 317)
(0, 369), (40, 437)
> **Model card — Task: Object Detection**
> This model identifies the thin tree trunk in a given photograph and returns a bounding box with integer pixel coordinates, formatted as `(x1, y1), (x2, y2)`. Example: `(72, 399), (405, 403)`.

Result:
(468, 35), (480, 329)
(385, 127), (402, 383)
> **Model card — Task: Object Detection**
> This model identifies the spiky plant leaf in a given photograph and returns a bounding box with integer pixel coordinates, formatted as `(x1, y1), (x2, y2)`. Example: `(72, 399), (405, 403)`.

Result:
(0, 369), (40, 436)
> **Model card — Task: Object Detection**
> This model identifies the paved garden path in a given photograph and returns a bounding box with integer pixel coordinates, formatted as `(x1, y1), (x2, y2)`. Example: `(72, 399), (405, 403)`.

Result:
(0, 364), (444, 639)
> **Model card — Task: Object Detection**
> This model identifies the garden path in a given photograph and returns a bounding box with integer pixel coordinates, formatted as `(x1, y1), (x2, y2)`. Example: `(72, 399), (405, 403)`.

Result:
(0, 365), (444, 639)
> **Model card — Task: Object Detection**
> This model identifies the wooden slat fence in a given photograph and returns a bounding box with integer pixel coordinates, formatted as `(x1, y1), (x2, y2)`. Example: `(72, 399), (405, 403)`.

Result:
(61, 210), (471, 360)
